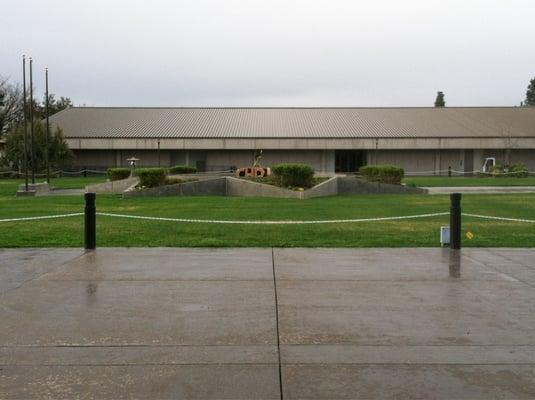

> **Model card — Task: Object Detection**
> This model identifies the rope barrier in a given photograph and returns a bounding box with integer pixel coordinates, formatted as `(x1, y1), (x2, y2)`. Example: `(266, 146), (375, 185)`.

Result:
(95, 211), (450, 224)
(2, 211), (534, 225)
(0, 213), (83, 223)
(462, 213), (535, 224)
(0, 169), (108, 176)
(404, 169), (535, 176)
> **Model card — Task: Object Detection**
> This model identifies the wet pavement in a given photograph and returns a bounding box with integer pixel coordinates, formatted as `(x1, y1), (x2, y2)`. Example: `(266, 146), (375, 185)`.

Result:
(1, 247), (535, 399)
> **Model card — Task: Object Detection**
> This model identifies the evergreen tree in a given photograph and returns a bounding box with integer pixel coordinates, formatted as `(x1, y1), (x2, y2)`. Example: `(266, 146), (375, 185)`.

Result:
(1, 119), (74, 171)
(525, 78), (535, 106)
(434, 91), (446, 107)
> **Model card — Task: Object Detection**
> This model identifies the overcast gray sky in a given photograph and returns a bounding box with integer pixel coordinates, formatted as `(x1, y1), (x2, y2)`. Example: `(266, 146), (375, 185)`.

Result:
(1, 0), (534, 107)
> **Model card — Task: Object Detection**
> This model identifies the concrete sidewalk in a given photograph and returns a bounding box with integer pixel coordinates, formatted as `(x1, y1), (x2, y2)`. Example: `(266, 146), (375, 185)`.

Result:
(425, 186), (535, 194)
(1, 247), (535, 399)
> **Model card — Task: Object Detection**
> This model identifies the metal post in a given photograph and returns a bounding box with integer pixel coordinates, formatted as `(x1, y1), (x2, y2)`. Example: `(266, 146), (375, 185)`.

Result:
(45, 67), (50, 184)
(29, 57), (35, 184)
(448, 166), (452, 177)
(22, 55), (29, 191)
(450, 193), (462, 250)
(84, 192), (96, 250)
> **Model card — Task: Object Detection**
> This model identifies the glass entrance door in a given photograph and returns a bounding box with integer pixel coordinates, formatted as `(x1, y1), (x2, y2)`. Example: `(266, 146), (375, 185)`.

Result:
(335, 150), (366, 173)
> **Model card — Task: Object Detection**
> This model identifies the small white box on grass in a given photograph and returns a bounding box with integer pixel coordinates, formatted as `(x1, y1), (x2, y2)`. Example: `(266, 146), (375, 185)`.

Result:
(440, 226), (450, 247)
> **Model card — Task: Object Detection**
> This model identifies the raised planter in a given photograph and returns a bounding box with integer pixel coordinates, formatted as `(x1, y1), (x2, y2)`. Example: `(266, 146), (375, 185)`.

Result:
(122, 176), (426, 198)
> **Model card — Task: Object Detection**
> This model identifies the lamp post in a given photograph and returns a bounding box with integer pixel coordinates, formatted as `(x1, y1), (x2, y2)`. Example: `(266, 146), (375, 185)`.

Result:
(22, 55), (29, 191)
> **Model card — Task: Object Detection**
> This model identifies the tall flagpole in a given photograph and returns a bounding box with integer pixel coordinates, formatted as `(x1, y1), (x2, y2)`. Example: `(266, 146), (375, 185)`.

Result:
(45, 67), (50, 184)
(29, 57), (35, 184)
(22, 55), (29, 191)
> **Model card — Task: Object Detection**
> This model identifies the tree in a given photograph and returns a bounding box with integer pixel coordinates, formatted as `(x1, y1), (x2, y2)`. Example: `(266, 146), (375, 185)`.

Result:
(35, 94), (73, 119)
(525, 77), (535, 106)
(1, 119), (74, 171)
(434, 91), (446, 107)
(0, 75), (73, 139)
(0, 76), (23, 138)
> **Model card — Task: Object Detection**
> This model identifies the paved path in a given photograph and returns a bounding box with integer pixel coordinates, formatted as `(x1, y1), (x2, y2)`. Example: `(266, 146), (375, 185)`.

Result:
(1, 247), (535, 399)
(425, 186), (535, 194)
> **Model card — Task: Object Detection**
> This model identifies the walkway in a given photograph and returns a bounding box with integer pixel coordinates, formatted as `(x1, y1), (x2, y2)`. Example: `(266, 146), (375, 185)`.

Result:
(425, 186), (535, 194)
(1, 247), (535, 399)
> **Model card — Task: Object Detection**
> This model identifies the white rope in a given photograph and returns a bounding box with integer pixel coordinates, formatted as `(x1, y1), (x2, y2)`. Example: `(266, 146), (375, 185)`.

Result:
(0, 169), (108, 176)
(0, 213), (84, 223)
(404, 169), (534, 176)
(462, 213), (535, 224)
(95, 211), (449, 225)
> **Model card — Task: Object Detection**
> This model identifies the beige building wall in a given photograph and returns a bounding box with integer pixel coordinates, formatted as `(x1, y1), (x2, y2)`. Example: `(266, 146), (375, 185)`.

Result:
(72, 148), (534, 174)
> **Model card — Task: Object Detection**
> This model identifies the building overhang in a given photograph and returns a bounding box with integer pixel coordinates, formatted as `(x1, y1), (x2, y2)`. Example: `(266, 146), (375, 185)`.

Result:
(65, 137), (535, 151)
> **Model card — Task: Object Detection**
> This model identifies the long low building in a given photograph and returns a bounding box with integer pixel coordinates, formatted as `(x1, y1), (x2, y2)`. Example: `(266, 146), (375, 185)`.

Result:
(50, 107), (535, 174)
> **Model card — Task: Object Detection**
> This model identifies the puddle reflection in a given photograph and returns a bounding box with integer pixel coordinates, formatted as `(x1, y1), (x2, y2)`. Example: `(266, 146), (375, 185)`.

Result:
(449, 249), (461, 278)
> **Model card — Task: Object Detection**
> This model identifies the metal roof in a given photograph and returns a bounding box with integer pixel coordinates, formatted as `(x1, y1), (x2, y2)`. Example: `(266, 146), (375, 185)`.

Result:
(50, 107), (535, 139)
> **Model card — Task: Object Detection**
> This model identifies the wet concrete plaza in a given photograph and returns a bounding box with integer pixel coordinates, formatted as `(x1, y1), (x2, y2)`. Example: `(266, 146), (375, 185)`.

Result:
(1, 247), (535, 399)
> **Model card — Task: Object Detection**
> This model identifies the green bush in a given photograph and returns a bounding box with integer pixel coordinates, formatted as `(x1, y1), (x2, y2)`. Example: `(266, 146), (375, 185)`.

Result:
(271, 163), (314, 188)
(168, 165), (197, 174)
(136, 168), (167, 188)
(107, 168), (131, 181)
(489, 164), (504, 177)
(510, 163), (529, 178)
(488, 164), (529, 178)
(359, 165), (404, 185)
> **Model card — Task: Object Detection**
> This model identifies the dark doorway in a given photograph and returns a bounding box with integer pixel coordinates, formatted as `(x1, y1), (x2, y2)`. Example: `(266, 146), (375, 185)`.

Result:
(335, 150), (366, 173)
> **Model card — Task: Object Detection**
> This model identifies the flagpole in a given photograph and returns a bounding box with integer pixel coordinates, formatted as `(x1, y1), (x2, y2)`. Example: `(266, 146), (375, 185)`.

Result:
(45, 67), (50, 184)
(29, 57), (35, 184)
(22, 55), (29, 191)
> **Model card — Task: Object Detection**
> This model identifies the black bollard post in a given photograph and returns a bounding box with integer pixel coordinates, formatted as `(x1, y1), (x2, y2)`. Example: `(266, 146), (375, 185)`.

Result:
(450, 193), (461, 250)
(85, 192), (96, 250)
(448, 166), (452, 177)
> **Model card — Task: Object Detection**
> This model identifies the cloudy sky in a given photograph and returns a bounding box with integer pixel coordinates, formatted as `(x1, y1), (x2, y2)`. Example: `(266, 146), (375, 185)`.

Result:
(2, 0), (534, 107)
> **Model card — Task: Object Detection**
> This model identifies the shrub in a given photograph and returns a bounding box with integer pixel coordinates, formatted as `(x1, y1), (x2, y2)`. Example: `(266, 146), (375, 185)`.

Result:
(107, 168), (131, 181)
(136, 168), (167, 188)
(510, 163), (529, 178)
(489, 164), (504, 177)
(359, 165), (404, 185)
(271, 163), (314, 188)
(169, 165), (197, 174)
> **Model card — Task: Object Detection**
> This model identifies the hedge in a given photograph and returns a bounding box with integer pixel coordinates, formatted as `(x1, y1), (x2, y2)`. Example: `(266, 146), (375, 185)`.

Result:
(107, 168), (131, 181)
(490, 163), (529, 178)
(136, 168), (167, 188)
(169, 165), (197, 174)
(271, 163), (314, 188)
(510, 163), (529, 178)
(359, 165), (404, 185)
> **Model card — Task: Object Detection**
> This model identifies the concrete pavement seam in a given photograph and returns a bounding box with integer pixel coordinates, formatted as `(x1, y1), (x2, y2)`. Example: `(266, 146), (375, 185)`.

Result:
(271, 247), (284, 400)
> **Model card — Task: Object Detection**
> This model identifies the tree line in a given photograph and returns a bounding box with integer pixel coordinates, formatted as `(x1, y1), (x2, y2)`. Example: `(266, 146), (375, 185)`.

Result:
(0, 75), (74, 172)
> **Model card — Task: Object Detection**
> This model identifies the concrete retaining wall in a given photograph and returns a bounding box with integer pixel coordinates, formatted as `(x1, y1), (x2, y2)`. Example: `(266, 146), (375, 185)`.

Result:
(226, 177), (302, 199)
(87, 177), (138, 194)
(303, 177), (339, 199)
(337, 177), (427, 195)
(122, 176), (425, 198)
(124, 178), (226, 198)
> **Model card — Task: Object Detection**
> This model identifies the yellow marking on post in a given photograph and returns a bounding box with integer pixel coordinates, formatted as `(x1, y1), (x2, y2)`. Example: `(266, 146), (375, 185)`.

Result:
(466, 231), (474, 240)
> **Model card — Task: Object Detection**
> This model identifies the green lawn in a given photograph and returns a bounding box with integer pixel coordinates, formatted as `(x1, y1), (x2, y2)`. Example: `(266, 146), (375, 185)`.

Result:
(404, 176), (535, 187)
(1, 177), (534, 248)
